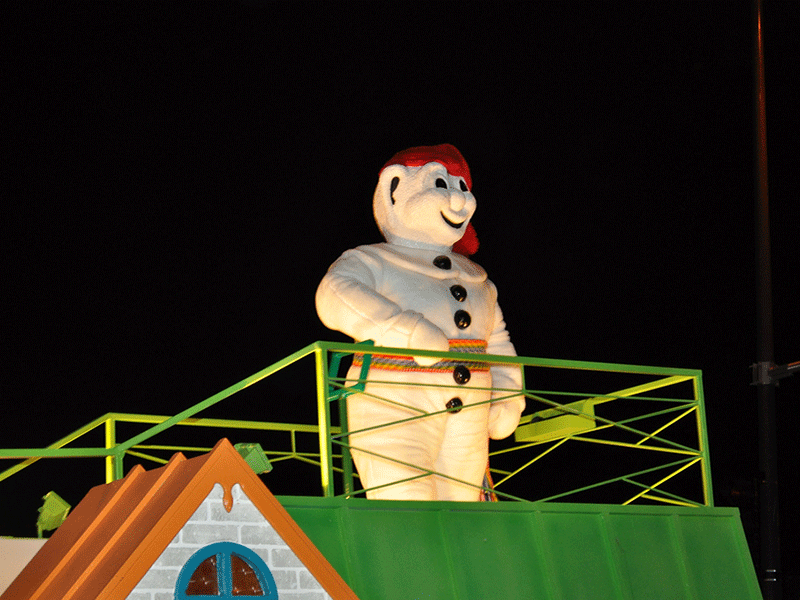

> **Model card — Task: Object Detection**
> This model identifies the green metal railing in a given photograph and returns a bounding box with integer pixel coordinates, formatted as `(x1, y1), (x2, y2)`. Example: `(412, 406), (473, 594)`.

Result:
(0, 341), (713, 507)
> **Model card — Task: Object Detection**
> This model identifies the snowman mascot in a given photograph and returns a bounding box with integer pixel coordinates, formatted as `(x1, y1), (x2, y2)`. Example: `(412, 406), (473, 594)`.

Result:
(316, 144), (524, 501)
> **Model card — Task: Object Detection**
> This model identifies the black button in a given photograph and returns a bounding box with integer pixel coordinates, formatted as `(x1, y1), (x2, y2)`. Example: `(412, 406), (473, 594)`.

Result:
(453, 365), (471, 385)
(446, 397), (463, 413)
(450, 285), (467, 302)
(433, 255), (451, 270)
(454, 310), (471, 329)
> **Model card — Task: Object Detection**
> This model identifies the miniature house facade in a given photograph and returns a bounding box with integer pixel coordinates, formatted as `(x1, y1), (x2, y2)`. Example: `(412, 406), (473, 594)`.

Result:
(130, 483), (334, 599)
(1, 439), (359, 600)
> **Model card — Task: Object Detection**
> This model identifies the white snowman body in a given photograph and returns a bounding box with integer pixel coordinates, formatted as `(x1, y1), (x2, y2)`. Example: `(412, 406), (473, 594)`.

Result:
(316, 145), (524, 500)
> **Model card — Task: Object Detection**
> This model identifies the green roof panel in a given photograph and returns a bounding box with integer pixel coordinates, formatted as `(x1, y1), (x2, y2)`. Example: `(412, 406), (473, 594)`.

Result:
(281, 497), (762, 600)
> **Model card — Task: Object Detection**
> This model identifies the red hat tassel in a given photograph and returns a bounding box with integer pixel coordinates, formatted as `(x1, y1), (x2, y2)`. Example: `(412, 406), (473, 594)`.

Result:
(452, 223), (479, 256)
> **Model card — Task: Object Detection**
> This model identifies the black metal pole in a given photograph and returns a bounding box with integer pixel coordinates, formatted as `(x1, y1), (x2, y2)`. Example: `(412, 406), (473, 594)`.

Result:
(752, 1), (781, 598)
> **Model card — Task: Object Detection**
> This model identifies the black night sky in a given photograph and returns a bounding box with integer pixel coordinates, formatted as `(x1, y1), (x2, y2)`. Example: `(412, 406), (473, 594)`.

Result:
(3, 2), (798, 592)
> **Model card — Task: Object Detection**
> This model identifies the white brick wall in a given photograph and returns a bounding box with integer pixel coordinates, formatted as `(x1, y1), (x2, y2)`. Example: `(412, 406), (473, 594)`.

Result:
(127, 483), (334, 600)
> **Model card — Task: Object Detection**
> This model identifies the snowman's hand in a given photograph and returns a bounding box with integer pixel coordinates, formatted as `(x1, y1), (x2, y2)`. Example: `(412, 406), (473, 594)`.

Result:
(488, 394), (525, 440)
(408, 318), (450, 367)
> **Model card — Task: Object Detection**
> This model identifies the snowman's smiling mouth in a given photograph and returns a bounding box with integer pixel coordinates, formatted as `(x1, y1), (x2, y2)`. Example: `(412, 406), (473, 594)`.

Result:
(441, 213), (465, 229)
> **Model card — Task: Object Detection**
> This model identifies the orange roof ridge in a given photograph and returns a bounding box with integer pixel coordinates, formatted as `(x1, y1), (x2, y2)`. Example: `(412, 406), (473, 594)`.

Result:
(23, 463), (147, 600)
(59, 452), (188, 600)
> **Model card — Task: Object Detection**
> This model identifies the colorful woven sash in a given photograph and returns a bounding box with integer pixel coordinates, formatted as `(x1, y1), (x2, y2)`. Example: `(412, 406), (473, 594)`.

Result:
(352, 339), (489, 373)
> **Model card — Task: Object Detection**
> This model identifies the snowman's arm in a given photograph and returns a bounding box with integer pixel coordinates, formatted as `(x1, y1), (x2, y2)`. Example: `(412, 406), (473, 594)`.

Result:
(486, 296), (525, 439)
(316, 249), (447, 353)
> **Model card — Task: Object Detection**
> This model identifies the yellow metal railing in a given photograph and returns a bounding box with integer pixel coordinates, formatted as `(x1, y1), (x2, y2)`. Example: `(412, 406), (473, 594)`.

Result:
(0, 412), (337, 485)
(0, 341), (713, 508)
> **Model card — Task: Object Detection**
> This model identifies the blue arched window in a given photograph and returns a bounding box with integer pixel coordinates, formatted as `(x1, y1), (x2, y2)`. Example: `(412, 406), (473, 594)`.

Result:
(175, 542), (278, 598)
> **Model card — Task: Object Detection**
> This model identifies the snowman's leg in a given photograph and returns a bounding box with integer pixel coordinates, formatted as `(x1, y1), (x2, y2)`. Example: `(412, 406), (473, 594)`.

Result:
(434, 395), (490, 501)
(348, 385), (445, 500)
(351, 437), (436, 500)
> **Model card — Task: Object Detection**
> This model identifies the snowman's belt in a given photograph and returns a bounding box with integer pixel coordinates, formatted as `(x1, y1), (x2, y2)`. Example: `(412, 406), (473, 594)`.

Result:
(352, 339), (490, 373)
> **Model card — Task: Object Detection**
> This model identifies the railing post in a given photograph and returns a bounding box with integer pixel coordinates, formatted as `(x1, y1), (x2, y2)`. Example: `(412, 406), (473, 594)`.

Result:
(692, 374), (714, 507)
(104, 416), (122, 483)
(327, 351), (354, 496)
(338, 389), (354, 497)
(314, 347), (335, 497)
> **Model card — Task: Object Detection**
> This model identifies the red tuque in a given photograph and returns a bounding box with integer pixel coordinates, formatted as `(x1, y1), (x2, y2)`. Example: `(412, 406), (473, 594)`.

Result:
(381, 143), (472, 190)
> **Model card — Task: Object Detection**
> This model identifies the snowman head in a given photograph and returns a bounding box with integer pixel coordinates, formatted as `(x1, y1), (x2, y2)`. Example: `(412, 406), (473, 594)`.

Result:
(373, 144), (477, 252)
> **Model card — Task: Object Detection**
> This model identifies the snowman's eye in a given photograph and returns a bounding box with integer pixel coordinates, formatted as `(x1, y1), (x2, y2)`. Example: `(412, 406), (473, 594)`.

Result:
(459, 180), (468, 192)
(435, 178), (448, 189)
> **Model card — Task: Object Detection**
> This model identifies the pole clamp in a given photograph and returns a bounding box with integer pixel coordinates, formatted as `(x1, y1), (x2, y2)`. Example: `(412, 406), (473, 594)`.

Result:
(751, 360), (800, 386)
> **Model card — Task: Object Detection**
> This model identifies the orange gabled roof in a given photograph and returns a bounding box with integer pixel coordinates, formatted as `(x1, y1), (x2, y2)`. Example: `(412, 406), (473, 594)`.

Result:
(1, 438), (360, 600)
